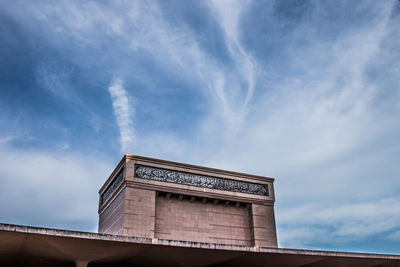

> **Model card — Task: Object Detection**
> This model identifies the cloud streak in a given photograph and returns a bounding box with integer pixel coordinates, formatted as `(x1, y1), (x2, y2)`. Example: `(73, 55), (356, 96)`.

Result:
(108, 78), (135, 152)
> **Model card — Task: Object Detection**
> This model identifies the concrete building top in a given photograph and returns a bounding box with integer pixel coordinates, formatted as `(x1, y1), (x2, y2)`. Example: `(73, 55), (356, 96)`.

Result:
(99, 155), (275, 193)
(97, 155), (278, 248)
(99, 154), (275, 213)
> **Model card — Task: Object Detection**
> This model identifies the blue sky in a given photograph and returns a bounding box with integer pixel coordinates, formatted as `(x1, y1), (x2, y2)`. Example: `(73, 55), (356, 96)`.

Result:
(1, 0), (400, 254)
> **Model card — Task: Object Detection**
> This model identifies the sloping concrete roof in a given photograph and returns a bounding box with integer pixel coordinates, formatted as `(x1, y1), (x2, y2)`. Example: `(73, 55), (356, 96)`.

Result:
(0, 223), (399, 266)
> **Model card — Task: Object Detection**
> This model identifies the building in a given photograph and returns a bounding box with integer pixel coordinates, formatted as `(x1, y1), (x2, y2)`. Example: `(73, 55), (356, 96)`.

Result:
(0, 154), (399, 266)
(98, 155), (277, 248)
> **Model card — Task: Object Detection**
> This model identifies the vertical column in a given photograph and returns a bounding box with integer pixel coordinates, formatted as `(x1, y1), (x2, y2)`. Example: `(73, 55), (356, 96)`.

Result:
(123, 187), (156, 238)
(125, 156), (135, 181)
(250, 203), (278, 248)
(75, 260), (89, 267)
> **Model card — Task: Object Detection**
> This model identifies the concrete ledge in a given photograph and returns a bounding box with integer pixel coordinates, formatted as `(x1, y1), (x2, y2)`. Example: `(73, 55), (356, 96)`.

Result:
(157, 238), (254, 251)
(259, 247), (400, 260)
(0, 222), (152, 244)
(1, 223), (400, 266)
(1, 222), (400, 260)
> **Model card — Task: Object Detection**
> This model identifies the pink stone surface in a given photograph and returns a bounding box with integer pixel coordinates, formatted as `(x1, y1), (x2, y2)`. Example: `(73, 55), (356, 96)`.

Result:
(155, 194), (252, 246)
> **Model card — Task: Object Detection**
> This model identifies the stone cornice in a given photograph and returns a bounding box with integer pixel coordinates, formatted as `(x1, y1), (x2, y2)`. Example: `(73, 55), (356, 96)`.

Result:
(126, 154), (275, 183)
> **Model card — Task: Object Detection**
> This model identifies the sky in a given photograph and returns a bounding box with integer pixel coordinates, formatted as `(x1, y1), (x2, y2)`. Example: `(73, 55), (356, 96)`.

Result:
(0, 0), (400, 254)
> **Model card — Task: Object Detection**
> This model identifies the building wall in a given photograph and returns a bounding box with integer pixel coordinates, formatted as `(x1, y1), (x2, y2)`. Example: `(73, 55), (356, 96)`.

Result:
(99, 187), (277, 247)
(155, 194), (252, 246)
(122, 187), (156, 238)
(98, 188), (125, 235)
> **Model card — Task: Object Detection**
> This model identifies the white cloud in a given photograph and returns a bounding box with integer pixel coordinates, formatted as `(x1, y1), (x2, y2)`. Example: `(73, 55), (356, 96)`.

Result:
(108, 78), (135, 152)
(0, 144), (113, 231)
(278, 197), (400, 247)
(0, 136), (14, 144)
(209, 0), (255, 108)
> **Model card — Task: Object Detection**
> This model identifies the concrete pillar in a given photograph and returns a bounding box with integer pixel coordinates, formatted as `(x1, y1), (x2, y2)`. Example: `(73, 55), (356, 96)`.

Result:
(75, 260), (89, 267)
(250, 203), (278, 248)
(125, 157), (135, 180)
(123, 187), (156, 238)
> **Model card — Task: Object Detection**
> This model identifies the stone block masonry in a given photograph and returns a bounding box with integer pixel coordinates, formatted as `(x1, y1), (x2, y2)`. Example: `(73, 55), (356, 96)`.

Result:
(98, 154), (277, 248)
(155, 192), (252, 246)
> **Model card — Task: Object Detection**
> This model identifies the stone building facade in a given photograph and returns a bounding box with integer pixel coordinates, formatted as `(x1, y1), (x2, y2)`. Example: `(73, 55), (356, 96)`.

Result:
(98, 154), (278, 248)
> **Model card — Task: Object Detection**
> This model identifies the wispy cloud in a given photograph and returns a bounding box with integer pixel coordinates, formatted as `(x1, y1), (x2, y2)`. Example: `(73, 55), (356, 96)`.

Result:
(279, 197), (400, 246)
(108, 78), (135, 152)
(0, 136), (14, 144)
(210, 0), (256, 109)
(35, 62), (73, 100)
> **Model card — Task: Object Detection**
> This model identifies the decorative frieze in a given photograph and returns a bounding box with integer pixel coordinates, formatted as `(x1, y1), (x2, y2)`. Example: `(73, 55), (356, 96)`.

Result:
(102, 168), (124, 204)
(135, 165), (268, 196)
